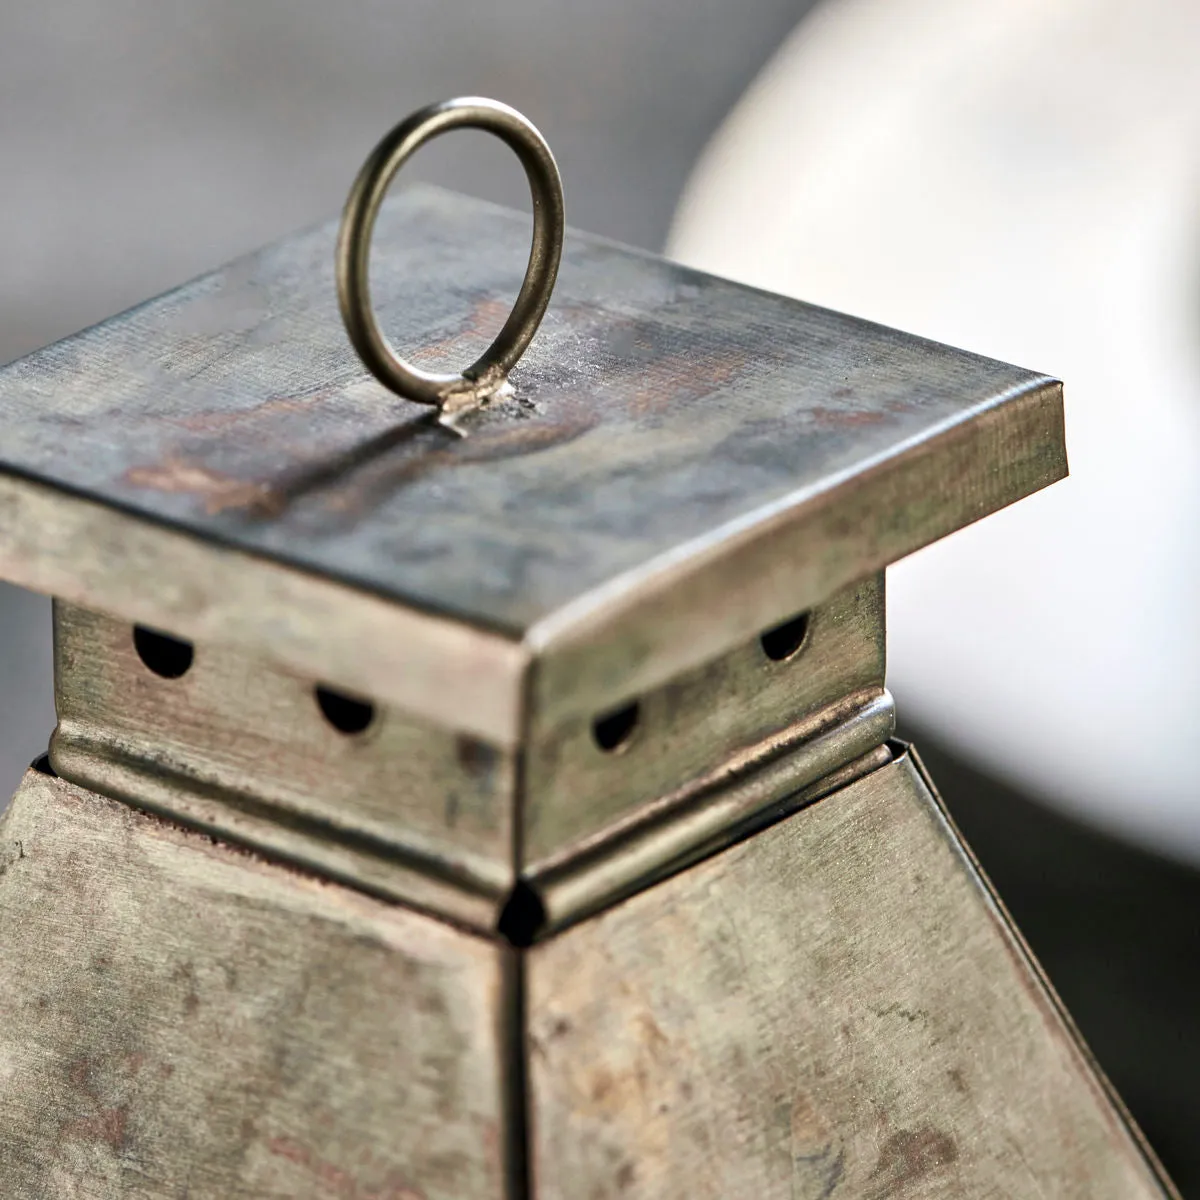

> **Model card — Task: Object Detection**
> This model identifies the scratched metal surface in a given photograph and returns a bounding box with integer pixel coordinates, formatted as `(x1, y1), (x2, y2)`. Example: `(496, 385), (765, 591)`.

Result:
(50, 602), (520, 929)
(0, 186), (1052, 636)
(527, 751), (1172, 1199)
(0, 769), (512, 1198)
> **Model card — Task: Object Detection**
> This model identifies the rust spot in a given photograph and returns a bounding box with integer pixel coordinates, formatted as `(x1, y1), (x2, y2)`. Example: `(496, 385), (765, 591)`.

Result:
(868, 1127), (958, 1193)
(68, 1057), (92, 1090)
(266, 1135), (426, 1199)
(456, 735), (498, 779)
(481, 1119), (500, 1161)
(623, 349), (746, 417)
(367, 1180), (428, 1200)
(125, 456), (276, 515)
(415, 295), (513, 365)
(267, 1135), (312, 1166)
(171, 390), (330, 435)
(415, 989), (449, 1019)
(173, 961), (201, 1016)
(589, 1067), (615, 1103)
(635, 1011), (669, 1052)
(805, 404), (890, 430)
(790, 1093), (834, 1148)
(62, 1062), (132, 1147)
(66, 1104), (131, 1152)
(60, 1050), (158, 1154)
(316, 1159), (356, 1192)
(547, 1016), (572, 1040)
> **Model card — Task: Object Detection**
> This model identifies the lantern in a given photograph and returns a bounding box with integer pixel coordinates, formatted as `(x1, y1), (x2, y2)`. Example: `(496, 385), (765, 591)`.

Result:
(0, 100), (1173, 1198)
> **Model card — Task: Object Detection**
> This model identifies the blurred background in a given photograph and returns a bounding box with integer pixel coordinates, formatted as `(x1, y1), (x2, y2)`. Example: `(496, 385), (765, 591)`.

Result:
(1, 0), (1197, 1189)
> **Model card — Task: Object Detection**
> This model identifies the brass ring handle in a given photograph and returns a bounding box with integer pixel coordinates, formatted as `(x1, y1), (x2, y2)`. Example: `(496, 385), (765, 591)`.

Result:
(336, 97), (565, 411)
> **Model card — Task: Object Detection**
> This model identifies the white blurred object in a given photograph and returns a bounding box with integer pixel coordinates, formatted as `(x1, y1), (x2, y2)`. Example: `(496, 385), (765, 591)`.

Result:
(670, 0), (1200, 860)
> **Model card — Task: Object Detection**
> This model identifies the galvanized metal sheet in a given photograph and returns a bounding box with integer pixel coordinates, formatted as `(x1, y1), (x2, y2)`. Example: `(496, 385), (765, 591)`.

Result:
(0, 769), (512, 1199)
(524, 575), (886, 874)
(0, 186), (1061, 643)
(51, 600), (519, 929)
(526, 751), (1172, 1198)
(47, 579), (889, 932)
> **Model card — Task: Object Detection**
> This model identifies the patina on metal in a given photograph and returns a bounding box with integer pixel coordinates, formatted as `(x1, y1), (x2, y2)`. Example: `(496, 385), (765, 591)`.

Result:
(0, 100), (1178, 1198)
(0, 182), (1062, 744)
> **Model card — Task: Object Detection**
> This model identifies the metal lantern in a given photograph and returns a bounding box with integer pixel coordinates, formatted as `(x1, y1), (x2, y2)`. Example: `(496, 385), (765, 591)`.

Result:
(0, 100), (1176, 1198)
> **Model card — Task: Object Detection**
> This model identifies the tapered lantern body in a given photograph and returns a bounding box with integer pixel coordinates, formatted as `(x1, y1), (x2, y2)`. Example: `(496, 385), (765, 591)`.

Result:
(0, 183), (1175, 1197)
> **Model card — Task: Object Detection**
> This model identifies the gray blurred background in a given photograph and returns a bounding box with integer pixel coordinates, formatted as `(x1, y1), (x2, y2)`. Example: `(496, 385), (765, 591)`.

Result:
(2, 0), (1197, 1192)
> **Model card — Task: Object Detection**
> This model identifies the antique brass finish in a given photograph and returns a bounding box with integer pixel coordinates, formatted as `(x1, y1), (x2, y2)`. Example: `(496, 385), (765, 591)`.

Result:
(0, 102), (1177, 1197)
(337, 98), (565, 416)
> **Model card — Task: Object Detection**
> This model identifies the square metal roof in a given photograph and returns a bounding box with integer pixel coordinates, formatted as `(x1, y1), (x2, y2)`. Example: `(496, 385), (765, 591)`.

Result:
(0, 186), (1064, 741)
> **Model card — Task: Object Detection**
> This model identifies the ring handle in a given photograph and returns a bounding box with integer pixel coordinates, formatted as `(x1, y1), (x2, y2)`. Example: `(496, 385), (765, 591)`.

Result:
(336, 97), (565, 411)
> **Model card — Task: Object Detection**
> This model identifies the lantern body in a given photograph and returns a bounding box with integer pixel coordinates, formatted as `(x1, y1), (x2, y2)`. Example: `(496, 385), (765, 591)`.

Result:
(0, 188), (1174, 1196)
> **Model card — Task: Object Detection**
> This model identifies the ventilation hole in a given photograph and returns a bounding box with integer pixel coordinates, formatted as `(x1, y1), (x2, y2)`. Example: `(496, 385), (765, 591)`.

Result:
(31, 753), (57, 778)
(760, 612), (811, 662)
(592, 701), (640, 753)
(498, 880), (547, 948)
(315, 685), (375, 735)
(133, 625), (194, 679)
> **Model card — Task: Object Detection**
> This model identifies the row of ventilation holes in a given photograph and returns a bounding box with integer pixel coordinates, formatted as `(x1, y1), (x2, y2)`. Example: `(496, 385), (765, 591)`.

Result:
(132, 610), (811, 751)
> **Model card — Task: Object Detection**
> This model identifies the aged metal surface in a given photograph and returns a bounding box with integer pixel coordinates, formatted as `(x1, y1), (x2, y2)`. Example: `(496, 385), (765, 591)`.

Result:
(51, 600), (519, 929)
(532, 720), (893, 934)
(0, 471), (527, 746)
(525, 574), (885, 869)
(0, 185), (1064, 731)
(0, 135), (1162, 1199)
(49, 578), (889, 931)
(526, 750), (1174, 1199)
(0, 767), (513, 1199)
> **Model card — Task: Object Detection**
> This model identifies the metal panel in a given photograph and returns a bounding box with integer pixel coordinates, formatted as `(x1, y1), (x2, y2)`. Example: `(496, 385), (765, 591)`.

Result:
(525, 575), (886, 870)
(0, 187), (1064, 728)
(0, 472), (527, 746)
(0, 769), (512, 1199)
(526, 751), (1173, 1198)
(51, 600), (518, 929)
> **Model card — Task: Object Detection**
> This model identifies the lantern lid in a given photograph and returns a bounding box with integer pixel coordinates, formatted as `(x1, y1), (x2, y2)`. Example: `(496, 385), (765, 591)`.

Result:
(0, 186), (1064, 744)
